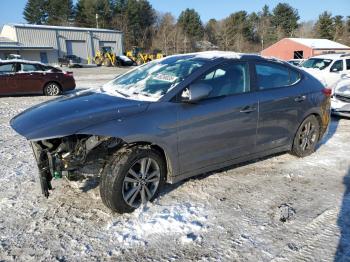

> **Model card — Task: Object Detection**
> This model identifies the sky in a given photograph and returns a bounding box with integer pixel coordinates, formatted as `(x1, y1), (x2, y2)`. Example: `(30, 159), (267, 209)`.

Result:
(1, 0), (349, 28)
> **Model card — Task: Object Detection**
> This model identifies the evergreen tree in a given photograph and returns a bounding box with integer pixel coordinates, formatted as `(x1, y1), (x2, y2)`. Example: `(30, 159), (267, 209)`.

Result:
(333, 15), (344, 41)
(178, 8), (204, 40)
(46, 0), (74, 26)
(124, 0), (155, 48)
(316, 11), (335, 39)
(205, 19), (219, 45)
(271, 3), (300, 37)
(23, 0), (47, 24)
(75, 0), (112, 28)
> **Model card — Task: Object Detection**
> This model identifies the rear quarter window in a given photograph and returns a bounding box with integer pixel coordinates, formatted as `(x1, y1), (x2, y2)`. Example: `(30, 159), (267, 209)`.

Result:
(255, 62), (301, 90)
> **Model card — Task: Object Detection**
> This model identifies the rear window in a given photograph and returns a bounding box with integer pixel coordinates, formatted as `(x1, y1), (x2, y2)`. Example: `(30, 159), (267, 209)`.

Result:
(0, 63), (16, 74)
(255, 63), (301, 90)
(43, 66), (61, 72)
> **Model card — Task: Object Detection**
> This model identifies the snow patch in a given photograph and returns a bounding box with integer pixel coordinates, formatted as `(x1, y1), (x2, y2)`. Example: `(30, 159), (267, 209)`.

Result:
(106, 202), (208, 246)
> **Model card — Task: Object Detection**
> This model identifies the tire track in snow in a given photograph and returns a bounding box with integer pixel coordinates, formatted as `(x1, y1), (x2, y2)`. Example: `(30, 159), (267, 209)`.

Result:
(272, 205), (343, 261)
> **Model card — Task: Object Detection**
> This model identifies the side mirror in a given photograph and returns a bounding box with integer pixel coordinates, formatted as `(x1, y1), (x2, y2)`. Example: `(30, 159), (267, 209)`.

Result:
(181, 83), (212, 102)
(331, 68), (339, 72)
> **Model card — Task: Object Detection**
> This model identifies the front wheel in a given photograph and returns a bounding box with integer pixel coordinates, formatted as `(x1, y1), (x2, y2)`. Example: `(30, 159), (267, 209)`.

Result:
(291, 115), (320, 157)
(44, 82), (61, 96)
(100, 147), (166, 213)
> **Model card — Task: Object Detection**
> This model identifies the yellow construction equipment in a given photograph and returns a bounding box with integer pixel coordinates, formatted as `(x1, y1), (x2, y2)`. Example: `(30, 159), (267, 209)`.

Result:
(126, 47), (163, 65)
(94, 46), (117, 67)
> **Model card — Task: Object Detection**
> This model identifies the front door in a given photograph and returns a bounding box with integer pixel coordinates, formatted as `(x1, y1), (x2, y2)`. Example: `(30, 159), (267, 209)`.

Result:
(176, 61), (258, 175)
(327, 59), (345, 88)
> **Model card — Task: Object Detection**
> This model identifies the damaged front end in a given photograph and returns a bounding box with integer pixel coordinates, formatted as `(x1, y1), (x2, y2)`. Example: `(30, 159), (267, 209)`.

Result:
(30, 135), (122, 197)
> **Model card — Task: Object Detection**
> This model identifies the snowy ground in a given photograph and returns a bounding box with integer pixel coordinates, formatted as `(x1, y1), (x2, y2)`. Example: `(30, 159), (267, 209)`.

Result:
(0, 67), (350, 261)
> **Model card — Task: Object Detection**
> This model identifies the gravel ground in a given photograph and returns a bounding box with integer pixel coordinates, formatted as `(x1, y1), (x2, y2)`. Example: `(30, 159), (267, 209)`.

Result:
(0, 67), (349, 261)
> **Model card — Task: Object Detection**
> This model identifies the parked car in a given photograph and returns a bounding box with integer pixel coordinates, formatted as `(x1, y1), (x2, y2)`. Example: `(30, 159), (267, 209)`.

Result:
(331, 76), (350, 117)
(10, 51), (331, 213)
(300, 53), (350, 88)
(0, 60), (75, 96)
(58, 55), (82, 68)
(287, 59), (305, 66)
(116, 55), (134, 66)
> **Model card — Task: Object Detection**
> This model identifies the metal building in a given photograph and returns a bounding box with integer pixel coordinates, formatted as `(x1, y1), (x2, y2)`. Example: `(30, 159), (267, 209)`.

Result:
(0, 24), (123, 64)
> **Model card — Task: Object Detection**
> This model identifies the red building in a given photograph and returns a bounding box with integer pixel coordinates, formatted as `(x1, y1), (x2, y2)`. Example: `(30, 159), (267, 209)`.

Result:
(261, 38), (350, 60)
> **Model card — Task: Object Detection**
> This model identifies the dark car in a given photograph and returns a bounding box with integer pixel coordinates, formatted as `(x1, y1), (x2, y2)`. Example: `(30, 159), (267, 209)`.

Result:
(10, 51), (331, 213)
(116, 55), (134, 66)
(58, 55), (82, 68)
(0, 60), (75, 96)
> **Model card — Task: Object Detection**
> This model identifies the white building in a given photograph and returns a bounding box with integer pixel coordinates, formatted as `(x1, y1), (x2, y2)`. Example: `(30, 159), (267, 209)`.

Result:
(0, 24), (123, 64)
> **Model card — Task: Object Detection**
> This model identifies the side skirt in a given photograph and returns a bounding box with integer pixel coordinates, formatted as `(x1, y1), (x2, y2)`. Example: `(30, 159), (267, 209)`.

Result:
(168, 144), (291, 184)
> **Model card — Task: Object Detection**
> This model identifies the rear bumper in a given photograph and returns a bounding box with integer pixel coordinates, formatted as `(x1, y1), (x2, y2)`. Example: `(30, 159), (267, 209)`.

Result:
(62, 78), (76, 92)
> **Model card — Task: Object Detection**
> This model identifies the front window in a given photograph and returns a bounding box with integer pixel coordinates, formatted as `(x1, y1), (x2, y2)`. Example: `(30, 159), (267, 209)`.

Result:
(330, 60), (344, 72)
(301, 58), (333, 70)
(189, 62), (250, 98)
(102, 55), (207, 101)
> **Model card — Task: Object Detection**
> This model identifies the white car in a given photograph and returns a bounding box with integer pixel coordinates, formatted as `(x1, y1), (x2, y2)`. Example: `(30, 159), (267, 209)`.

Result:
(331, 76), (350, 117)
(301, 53), (350, 88)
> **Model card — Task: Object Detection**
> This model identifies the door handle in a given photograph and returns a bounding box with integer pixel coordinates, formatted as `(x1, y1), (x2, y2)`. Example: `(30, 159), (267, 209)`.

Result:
(240, 106), (256, 113)
(294, 95), (306, 102)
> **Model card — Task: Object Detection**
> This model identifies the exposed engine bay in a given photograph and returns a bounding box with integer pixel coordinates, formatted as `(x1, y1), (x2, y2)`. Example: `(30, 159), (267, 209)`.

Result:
(30, 135), (122, 197)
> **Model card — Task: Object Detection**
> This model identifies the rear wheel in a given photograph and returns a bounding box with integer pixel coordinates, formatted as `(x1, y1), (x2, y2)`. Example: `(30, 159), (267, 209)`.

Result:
(44, 82), (61, 96)
(291, 115), (320, 157)
(100, 147), (166, 213)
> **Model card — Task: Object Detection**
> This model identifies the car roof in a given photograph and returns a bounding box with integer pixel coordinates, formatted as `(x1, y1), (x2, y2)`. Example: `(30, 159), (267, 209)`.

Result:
(310, 53), (347, 60)
(0, 59), (47, 66)
(164, 51), (286, 64)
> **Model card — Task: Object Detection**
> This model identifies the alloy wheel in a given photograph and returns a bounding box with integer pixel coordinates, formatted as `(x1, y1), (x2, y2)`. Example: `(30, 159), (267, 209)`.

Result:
(298, 120), (317, 151)
(122, 157), (161, 208)
(46, 83), (60, 96)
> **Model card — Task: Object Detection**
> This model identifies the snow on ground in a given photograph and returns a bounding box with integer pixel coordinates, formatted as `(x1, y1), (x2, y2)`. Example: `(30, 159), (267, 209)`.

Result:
(0, 67), (350, 261)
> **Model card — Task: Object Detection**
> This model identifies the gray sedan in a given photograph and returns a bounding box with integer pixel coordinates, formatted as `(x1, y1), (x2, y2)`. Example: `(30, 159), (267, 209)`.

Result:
(11, 51), (331, 213)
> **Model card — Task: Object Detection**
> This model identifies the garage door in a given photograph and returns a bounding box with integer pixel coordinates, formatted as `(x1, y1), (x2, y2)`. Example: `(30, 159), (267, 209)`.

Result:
(66, 40), (87, 63)
(100, 41), (116, 52)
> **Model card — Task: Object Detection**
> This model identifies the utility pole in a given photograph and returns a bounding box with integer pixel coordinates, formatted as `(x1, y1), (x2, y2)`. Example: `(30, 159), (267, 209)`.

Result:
(96, 14), (99, 29)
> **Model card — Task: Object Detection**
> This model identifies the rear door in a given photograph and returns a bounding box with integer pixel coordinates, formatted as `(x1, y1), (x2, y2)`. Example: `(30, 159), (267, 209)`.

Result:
(176, 60), (258, 174)
(0, 63), (17, 95)
(253, 61), (307, 151)
(16, 63), (45, 94)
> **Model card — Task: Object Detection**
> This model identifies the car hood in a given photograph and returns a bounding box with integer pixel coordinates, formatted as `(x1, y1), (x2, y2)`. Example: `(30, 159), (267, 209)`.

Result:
(10, 90), (149, 140)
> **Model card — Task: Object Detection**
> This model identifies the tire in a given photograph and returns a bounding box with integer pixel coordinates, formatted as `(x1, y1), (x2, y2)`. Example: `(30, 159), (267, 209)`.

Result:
(291, 115), (320, 157)
(44, 82), (61, 96)
(100, 147), (166, 213)
(103, 59), (112, 67)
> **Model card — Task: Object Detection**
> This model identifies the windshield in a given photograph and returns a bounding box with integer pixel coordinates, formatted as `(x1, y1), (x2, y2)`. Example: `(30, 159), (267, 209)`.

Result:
(102, 55), (207, 101)
(301, 58), (333, 70)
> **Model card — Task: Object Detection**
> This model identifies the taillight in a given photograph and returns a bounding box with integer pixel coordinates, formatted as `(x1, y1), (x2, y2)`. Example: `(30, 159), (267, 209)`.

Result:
(64, 71), (73, 76)
(322, 88), (332, 97)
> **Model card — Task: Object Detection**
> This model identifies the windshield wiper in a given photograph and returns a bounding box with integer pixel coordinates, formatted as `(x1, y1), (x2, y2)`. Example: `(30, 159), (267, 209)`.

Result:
(115, 90), (129, 97)
(133, 91), (150, 97)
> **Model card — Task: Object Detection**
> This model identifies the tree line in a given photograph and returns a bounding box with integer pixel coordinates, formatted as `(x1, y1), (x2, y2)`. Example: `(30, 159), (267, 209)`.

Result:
(23, 0), (350, 54)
